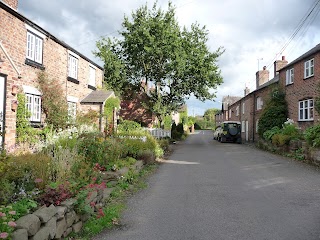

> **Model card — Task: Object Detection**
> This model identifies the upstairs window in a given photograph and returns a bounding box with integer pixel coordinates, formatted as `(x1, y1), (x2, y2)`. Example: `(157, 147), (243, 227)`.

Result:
(304, 59), (314, 79)
(236, 106), (239, 116)
(68, 51), (79, 80)
(256, 97), (263, 110)
(242, 102), (245, 114)
(229, 109), (232, 118)
(88, 65), (96, 88)
(25, 24), (45, 66)
(286, 68), (294, 85)
(299, 99), (313, 121)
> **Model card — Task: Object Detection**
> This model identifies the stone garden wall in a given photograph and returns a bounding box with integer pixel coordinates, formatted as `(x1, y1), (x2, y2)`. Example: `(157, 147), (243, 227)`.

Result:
(11, 160), (144, 240)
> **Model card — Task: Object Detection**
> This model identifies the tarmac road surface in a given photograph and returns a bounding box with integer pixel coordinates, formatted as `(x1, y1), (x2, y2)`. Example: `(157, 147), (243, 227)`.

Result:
(94, 130), (320, 240)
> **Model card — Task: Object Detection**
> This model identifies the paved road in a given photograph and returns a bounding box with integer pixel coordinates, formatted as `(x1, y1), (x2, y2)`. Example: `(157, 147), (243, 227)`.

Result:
(95, 130), (320, 240)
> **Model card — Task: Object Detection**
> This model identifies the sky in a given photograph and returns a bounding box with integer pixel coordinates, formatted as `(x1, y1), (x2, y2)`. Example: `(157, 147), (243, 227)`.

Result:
(18, 0), (320, 116)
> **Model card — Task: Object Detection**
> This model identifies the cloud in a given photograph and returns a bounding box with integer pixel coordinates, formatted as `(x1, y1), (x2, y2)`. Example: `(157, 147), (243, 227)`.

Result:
(18, 0), (320, 116)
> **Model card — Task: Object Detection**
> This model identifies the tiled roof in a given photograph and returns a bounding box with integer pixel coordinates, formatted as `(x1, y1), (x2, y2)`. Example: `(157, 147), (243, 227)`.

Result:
(221, 95), (242, 110)
(80, 90), (115, 104)
(281, 43), (320, 70)
(0, 1), (103, 70)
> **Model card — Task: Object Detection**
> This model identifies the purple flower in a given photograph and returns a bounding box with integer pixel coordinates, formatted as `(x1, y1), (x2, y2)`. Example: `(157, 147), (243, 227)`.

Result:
(0, 232), (8, 239)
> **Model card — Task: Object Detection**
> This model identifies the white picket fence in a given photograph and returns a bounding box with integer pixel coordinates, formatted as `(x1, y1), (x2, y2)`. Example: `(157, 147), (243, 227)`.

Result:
(145, 128), (171, 139)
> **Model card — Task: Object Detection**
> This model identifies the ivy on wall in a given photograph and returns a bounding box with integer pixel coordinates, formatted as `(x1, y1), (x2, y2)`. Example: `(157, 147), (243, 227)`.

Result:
(37, 71), (69, 130)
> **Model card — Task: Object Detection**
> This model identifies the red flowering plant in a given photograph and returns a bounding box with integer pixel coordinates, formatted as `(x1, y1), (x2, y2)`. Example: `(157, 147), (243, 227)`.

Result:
(38, 182), (73, 206)
(74, 177), (107, 218)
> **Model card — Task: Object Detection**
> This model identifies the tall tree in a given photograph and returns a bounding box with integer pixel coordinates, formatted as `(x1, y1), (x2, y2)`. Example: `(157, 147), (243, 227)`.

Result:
(203, 108), (220, 122)
(95, 2), (224, 124)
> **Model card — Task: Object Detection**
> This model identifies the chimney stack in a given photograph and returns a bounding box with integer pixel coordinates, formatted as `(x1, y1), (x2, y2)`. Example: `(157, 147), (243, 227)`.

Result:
(2, 0), (18, 10)
(244, 86), (250, 96)
(256, 66), (269, 89)
(273, 56), (288, 77)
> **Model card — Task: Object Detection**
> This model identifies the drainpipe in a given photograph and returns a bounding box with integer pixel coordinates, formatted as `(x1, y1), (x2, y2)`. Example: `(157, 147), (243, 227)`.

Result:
(0, 41), (21, 78)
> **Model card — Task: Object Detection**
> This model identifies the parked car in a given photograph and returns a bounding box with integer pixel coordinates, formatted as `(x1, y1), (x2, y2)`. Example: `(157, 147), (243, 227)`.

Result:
(217, 121), (242, 143)
(213, 126), (222, 140)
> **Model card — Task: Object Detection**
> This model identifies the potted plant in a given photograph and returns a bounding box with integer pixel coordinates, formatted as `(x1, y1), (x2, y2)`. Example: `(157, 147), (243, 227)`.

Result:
(11, 100), (18, 111)
(11, 84), (19, 95)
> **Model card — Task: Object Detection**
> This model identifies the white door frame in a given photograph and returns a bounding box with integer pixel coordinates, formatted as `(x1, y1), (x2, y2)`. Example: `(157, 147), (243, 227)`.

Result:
(0, 74), (6, 149)
(245, 120), (249, 141)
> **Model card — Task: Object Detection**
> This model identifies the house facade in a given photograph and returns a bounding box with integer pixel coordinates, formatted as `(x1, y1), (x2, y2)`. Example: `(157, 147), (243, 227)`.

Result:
(217, 57), (288, 142)
(279, 44), (320, 131)
(0, 0), (111, 149)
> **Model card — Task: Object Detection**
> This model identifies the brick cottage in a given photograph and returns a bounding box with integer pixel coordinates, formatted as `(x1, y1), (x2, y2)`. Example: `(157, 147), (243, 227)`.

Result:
(0, 0), (114, 150)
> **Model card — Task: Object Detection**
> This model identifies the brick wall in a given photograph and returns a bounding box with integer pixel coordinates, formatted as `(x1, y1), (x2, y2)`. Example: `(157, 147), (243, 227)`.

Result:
(120, 93), (155, 127)
(279, 51), (320, 130)
(0, 5), (104, 149)
(1, 0), (18, 9)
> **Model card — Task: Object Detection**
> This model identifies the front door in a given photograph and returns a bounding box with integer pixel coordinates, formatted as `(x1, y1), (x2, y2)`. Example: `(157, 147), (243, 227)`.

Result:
(0, 75), (6, 148)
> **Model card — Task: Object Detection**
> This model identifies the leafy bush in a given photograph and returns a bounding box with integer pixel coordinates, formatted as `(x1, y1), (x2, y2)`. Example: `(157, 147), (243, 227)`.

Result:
(38, 182), (73, 206)
(157, 138), (170, 153)
(38, 71), (69, 129)
(304, 124), (320, 147)
(1, 153), (52, 201)
(16, 93), (38, 144)
(263, 126), (281, 141)
(137, 149), (156, 165)
(271, 133), (290, 146)
(117, 120), (142, 132)
(258, 88), (288, 136)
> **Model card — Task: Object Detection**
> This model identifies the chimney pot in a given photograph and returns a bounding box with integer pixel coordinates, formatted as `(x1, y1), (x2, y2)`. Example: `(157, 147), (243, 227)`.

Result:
(282, 56), (285, 60)
(263, 66), (266, 70)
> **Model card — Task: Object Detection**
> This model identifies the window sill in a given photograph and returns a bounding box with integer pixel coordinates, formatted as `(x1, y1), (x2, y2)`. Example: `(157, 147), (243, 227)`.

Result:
(88, 85), (96, 90)
(298, 119), (314, 122)
(30, 122), (43, 128)
(286, 82), (293, 86)
(25, 59), (45, 70)
(67, 77), (80, 84)
(304, 75), (314, 80)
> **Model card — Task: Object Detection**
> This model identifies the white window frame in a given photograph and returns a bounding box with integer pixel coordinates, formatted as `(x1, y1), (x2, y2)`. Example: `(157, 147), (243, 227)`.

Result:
(304, 59), (314, 79)
(88, 65), (96, 87)
(286, 68), (294, 85)
(256, 97), (263, 110)
(229, 109), (232, 118)
(242, 102), (245, 114)
(67, 96), (78, 122)
(236, 106), (239, 116)
(241, 121), (245, 133)
(23, 85), (42, 123)
(26, 31), (43, 64)
(68, 51), (79, 79)
(299, 99), (314, 121)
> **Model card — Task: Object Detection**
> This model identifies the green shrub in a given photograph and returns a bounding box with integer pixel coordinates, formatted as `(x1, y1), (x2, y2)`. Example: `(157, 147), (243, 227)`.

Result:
(272, 133), (290, 146)
(157, 138), (170, 153)
(263, 126), (281, 141)
(3, 153), (52, 194)
(137, 149), (156, 165)
(258, 88), (288, 136)
(16, 93), (39, 143)
(304, 124), (320, 147)
(117, 120), (142, 132)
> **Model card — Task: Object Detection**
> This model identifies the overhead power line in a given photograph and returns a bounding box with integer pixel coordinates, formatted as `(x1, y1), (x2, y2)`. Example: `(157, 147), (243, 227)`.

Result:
(265, 0), (320, 69)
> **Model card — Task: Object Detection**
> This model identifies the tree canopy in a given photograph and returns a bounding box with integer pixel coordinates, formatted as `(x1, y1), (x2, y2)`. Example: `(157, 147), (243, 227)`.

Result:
(203, 108), (220, 122)
(95, 2), (224, 123)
